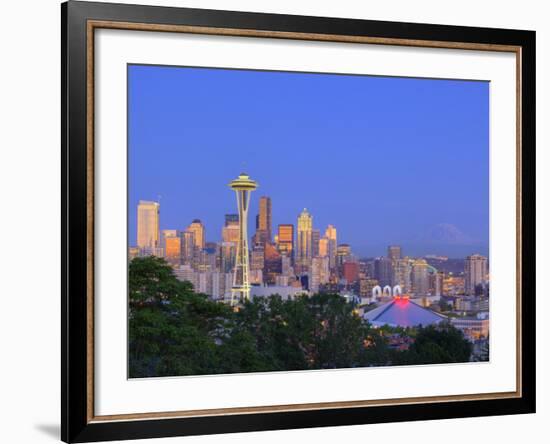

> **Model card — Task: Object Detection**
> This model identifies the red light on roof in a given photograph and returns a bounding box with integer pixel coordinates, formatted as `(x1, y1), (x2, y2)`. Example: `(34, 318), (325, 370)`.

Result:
(394, 297), (410, 306)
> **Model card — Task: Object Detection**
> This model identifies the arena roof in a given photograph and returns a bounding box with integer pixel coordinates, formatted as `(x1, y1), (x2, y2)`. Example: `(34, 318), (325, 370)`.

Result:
(364, 297), (447, 328)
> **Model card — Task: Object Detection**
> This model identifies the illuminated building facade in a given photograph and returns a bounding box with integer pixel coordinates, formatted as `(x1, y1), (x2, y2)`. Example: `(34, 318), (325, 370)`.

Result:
(276, 224), (294, 257)
(311, 256), (330, 293)
(296, 208), (313, 273)
(188, 219), (205, 249)
(164, 235), (181, 265)
(264, 242), (282, 284)
(180, 230), (195, 265)
(224, 214), (238, 226)
(343, 261), (359, 284)
(311, 229), (320, 258)
(336, 244), (352, 273)
(222, 224), (239, 244)
(258, 196), (272, 243)
(359, 278), (379, 300)
(318, 237), (328, 257)
(137, 200), (160, 252)
(388, 245), (402, 261)
(411, 259), (430, 296)
(325, 224), (337, 270)
(392, 258), (412, 293)
(465, 254), (488, 295)
(374, 256), (392, 287)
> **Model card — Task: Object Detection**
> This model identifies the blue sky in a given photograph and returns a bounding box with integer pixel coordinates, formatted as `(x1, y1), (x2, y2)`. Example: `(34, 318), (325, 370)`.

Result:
(128, 64), (489, 257)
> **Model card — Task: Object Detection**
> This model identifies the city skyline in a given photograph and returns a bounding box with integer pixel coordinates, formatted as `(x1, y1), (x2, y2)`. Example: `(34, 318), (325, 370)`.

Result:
(128, 64), (489, 258)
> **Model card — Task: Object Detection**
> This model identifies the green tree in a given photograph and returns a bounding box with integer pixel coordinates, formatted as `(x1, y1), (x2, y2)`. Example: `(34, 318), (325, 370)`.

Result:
(232, 293), (390, 370)
(129, 256), (465, 377)
(393, 323), (472, 365)
(129, 256), (234, 377)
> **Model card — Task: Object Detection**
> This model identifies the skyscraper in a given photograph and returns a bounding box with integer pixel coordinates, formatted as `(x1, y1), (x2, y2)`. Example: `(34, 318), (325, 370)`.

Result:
(318, 237), (329, 257)
(222, 224), (240, 244)
(429, 270), (444, 297)
(374, 256), (393, 287)
(160, 229), (178, 250)
(137, 200), (160, 252)
(250, 243), (265, 271)
(164, 235), (181, 266)
(258, 196), (272, 242)
(220, 242), (236, 274)
(228, 172), (258, 304)
(187, 219), (205, 249)
(224, 214), (239, 226)
(281, 253), (293, 277)
(392, 258), (412, 293)
(388, 245), (402, 262)
(465, 254), (488, 294)
(296, 208), (313, 273)
(277, 224), (294, 257)
(180, 230), (195, 266)
(311, 256), (330, 293)
(343, 261), (360, 285)
(411, 259), (430, 296)
(325, 224), (337, 270)
(336, 244), (352, 272)
(263, 242), (282, 285)
(311, 229), (320, 258)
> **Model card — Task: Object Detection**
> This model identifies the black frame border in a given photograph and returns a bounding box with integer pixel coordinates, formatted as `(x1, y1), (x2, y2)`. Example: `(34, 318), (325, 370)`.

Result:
(62, 1), (536, 442)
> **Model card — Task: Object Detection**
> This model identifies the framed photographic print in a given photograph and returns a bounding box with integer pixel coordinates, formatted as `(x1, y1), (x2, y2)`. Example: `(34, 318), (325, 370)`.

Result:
(61, 1), (536, 442)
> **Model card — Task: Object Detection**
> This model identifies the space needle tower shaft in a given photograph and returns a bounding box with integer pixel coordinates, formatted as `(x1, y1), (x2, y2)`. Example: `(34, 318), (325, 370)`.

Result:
(228, 172), (258, 305)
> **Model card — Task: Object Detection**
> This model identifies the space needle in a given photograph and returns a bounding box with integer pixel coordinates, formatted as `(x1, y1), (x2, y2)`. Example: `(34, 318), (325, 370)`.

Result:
(228, 172), (258, 305)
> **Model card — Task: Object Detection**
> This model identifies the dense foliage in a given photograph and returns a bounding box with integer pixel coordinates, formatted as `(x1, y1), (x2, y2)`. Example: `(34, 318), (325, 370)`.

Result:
(129, 256), (472, 378)
(392, 324), (472, 365)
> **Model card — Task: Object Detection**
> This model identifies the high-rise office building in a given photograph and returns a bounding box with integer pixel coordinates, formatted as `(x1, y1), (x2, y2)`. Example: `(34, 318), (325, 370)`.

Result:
(187, 219), (205, 249)
(180, 230), (195, 266)
(224, 214), (239, 226)
(263, 242), (282, 285)
(325, 225), (337, 270)
(411, 259), (430, 296)
(388, 245), (402, 262)
(343, 261), (360, 285)
(429, 270), (444, 297)
(374, 256), (393, 287)
(160, 229), (177, 250)
(464, 254), (488, 294)
(318, 237), (329, 257)
(311, 229), (320, 258)
(276, 224), (294, 257)
(258, 196), (272, 242)
(220, 242), (236, 274)
(222, 224), (240, 244)
(311, 256), (330, 293)
(197, 246), (217, 273)
(250, 244), (265, 271)
(137, 200), (160, 251)
(164, 236), (181, 265)
(281, 253), (293, 277)
(336, 244), (352, 272)
(392, 258), (412, 293)
(296, 209), (313, 273)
